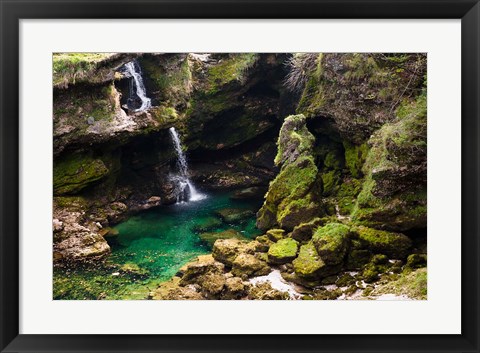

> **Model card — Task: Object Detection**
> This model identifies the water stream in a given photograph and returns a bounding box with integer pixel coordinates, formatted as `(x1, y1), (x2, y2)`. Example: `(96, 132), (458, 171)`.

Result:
(169, 127), (205, 203)
(124, 61), (151, 112)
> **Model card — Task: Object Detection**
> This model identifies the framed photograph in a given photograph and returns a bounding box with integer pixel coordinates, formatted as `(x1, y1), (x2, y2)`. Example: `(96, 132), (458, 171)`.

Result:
(1, 0), (479, 352)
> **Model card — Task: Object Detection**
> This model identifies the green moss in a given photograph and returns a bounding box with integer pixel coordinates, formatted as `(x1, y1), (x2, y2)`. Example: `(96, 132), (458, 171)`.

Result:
(266, 229), (286, 242)
(312, 223), (349, 265)
(53, 53), (113, 88)
(277, 193), (321, 230)
(258, 153), (320, 230)
(351, 92), (427, 230)
(292, 241), (325, 278)
(371, 267), (427, 299)
(354, 226), (412, 258)
(321, 170), (341, 196)
(149, 106), (178, 125)
(343, 141), (369, 178)
(53, 153), (110, 195)
(323, 149), (344, 170)
(140, 55), (192, 107)
(206, 54), (257, 94)
(267, 238), (299, 264)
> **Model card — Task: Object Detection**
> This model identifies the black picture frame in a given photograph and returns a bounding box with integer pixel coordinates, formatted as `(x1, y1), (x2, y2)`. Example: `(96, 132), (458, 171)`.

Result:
(1, 1), (479, 352)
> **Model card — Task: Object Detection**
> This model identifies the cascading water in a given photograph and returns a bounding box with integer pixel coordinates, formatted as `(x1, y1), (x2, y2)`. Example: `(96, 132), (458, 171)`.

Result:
(169, 127), (206, 203)
(124, 61), (151, 112)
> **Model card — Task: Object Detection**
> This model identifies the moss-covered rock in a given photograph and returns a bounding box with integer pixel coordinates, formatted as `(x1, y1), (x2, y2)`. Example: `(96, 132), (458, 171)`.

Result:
(312, 223), (349, 265)
(354, 226), (412, 259)
(405, 253), (427, 270)
(267, 238), (299, 264)
(345, 249), (372, 270)
(266, 229), (286, 242)
(53, 153), (110, 195)
(257, 114), (323, 231)
(292, 241), (325, 278)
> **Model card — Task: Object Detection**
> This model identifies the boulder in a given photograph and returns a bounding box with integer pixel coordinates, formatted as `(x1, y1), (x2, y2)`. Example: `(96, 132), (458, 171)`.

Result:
(232, 253), (271, 278)
(223, 277), (247, 299)
(354, 226), (412, 259)
(312, 223), (350, 265)
(212, 238), (249, 266)
(267, 238), (299, 264)
(292, 242), (326, 278)
(266, 229), (285, 242)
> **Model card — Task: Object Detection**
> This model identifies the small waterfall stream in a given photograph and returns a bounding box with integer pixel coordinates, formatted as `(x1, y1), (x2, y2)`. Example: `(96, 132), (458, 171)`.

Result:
(169, 127), (206, 203)
(124, 61), (151, 112)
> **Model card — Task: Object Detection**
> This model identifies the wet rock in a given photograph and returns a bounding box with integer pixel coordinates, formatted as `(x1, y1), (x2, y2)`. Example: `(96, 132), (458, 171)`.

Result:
(192, 217), (223, 232)
(230, 186), (267, 200)
(215, 208), (254, 223)
(199, 229), (248, 247)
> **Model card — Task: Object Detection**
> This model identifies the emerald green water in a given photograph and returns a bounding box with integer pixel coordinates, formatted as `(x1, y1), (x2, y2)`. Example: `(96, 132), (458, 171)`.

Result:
(53, 190), (263, 300)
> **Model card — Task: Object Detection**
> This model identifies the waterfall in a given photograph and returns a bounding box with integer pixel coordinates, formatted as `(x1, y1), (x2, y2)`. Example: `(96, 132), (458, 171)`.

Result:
(124, 61), (151, 112)
(169, 127), (206, 203)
